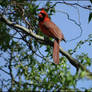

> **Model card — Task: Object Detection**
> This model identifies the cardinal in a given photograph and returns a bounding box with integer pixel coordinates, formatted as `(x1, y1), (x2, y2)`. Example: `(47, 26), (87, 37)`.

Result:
(38, 8), (65, 64)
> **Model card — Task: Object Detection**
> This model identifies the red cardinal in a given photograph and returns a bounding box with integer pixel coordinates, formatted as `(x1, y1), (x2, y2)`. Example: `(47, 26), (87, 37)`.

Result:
(38, 8), (65, 64)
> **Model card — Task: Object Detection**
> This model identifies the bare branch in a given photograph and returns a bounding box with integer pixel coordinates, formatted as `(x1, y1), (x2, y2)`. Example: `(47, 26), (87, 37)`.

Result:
(56, 9), (83, 41)
(50, 1), (92, 10)
(0, 67), (10, 75)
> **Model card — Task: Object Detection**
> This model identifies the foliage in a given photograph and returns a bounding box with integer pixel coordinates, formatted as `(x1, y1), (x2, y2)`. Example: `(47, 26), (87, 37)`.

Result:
(0, 0), (92, 91)
(90, 0), (92, 3)
(89, 0), (92, 23)
(88, 12), (92, 23)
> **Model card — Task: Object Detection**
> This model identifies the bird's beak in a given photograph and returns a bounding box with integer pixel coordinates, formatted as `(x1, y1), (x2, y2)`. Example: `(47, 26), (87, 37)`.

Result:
(38, 13), (43, 18)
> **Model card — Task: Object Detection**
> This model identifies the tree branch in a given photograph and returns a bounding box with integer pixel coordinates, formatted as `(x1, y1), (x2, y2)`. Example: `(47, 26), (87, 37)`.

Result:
(50, 1), (92, 10)
(56, 10), (83, 41)
(0, 14), (92, 77)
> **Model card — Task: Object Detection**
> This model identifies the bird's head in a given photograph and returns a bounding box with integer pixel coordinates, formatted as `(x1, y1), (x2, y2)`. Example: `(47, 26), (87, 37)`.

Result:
(38, 8), (48, 22)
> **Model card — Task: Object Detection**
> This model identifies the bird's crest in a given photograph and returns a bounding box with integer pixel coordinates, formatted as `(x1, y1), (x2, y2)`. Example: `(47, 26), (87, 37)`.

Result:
(40, 8), (48, 17)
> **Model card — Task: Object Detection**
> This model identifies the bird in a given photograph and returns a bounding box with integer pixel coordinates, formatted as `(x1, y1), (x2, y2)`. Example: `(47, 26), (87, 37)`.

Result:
(38, 8), (65, 64)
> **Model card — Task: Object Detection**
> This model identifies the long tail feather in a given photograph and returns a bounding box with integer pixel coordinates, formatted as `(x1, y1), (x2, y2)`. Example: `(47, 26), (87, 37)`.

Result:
(53, 39), (60, 64)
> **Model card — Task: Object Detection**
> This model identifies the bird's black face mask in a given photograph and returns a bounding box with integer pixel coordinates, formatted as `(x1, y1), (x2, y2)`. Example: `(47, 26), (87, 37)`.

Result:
(38, 13), (46, 22)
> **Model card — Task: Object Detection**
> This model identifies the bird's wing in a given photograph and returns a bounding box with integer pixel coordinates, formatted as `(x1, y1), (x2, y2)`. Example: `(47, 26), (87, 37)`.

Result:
(42, 21), (64, 40)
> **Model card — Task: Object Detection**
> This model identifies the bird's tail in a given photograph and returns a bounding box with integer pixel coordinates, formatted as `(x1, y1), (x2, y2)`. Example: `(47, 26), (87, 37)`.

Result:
(53, 39), (60, 64)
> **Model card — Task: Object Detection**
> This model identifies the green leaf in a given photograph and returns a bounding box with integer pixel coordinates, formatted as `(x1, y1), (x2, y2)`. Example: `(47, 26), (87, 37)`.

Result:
(88, 12), (92, 23)
(90, 0), (92, 3)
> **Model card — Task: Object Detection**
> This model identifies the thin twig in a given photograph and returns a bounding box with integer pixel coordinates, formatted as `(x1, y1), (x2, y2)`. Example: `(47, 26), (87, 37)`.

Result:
(56, 9), (83, 41)
(50, 1), (92, 10)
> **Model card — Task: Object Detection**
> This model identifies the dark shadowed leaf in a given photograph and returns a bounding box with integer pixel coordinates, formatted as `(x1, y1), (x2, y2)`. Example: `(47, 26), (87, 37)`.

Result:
(88, 12), (92, 23)
(90, 0), (92, 3)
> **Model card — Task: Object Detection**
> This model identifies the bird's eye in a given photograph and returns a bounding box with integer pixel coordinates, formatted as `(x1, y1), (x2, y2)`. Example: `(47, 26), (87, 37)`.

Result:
(40, 13), (45, 16)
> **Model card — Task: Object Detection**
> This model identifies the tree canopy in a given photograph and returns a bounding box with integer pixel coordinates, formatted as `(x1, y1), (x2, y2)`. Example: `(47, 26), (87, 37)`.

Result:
(0, 0), (92, 91)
